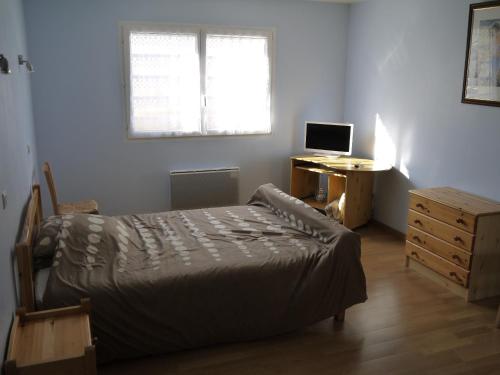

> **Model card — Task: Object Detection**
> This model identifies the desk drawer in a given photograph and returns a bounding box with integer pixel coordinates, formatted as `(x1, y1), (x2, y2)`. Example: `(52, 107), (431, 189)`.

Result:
(406, 241), (469, 287)
(409, 194), (476, 234)
(408, 210), (474, 252)
(407, 226), (471, 269)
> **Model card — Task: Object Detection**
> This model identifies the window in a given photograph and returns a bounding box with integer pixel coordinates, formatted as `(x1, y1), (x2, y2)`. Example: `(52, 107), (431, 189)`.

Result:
(122, 23), (273, 138)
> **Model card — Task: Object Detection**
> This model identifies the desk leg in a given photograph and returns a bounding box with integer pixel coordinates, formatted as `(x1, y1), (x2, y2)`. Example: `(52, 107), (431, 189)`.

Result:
(344, 171), (374, 229)
(290, 162), (317, 199)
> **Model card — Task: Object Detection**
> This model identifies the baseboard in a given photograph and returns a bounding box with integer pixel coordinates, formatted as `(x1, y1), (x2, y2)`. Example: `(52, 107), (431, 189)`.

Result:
(370, 220), (406, 241)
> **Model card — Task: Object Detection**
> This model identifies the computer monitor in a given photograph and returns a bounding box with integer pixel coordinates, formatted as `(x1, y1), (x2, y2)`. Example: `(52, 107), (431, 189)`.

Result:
(304, 122), (353, 157)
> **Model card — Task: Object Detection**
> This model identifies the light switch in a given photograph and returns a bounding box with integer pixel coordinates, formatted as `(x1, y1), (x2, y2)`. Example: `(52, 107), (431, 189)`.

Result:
(1, 191), (7, 210)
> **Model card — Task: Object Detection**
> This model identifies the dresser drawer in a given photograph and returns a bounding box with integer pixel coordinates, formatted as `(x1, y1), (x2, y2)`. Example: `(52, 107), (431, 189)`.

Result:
(407, 226), (472, 269)
(406, 241), (469, 287)
(407, 210), (474, 252)
(409, 194), (476, 234)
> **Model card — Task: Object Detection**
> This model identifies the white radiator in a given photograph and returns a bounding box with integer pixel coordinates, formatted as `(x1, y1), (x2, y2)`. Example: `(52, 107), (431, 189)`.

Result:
(170, 167), (240, 210)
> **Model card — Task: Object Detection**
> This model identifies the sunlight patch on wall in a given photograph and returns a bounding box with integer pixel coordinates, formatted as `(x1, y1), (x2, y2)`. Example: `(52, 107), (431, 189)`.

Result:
(399, 160), (410, 179)
(377, 32), (407, 73)
(398, 126), (415, 179)
(374, 113), (396, 167)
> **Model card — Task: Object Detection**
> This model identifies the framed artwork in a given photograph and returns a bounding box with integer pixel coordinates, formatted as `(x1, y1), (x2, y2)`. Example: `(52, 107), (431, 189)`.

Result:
(462, 1), (500, 107)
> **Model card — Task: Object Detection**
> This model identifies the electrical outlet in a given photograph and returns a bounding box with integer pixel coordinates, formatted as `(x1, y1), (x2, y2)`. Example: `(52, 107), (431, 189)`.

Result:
(1, 191), (7, 210)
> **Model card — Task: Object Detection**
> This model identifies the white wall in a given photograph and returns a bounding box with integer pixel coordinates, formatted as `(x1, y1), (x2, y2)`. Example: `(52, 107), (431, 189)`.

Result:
(24, 0), (350, 216)
(0, 0), (37, 357)
(344, 0), (500, 233)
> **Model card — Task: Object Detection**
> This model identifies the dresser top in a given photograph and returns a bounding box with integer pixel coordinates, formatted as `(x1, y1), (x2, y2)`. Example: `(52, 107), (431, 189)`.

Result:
(410, 187), (500, 216)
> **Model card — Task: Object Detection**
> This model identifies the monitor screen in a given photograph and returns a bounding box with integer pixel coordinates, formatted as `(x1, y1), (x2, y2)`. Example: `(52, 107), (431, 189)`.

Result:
(305, 122), (352, 155)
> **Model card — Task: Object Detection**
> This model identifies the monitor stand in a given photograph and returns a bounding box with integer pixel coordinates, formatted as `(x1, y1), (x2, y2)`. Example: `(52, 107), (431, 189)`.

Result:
(313, 153), (341, 159)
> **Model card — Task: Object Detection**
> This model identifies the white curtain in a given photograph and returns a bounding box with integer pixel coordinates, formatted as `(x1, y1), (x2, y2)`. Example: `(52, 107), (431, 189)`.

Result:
(129, 32), (201, 137)
(204, 33), (271, 135)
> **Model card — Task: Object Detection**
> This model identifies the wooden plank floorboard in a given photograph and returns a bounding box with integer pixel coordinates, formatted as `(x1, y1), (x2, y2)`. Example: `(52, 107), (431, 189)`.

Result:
(99, 224), (500, 375)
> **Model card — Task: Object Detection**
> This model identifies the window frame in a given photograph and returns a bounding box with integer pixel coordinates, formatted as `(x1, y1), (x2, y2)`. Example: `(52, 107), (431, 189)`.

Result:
(121, 22), (275, 140)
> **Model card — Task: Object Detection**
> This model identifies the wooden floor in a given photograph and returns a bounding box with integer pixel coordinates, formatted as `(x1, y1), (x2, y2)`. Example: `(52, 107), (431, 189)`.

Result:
(100, 224), (500, 375)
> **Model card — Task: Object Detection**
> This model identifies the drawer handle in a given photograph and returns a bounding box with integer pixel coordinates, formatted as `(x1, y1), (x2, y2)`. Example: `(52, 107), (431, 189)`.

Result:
(453, 236), (464, 244)
(411, 251), (420, 259)
(412, 235), (422, 243)
(452, 255), (463, 264)
(416, 203), (427, 211)
(456, 218), (466, 226)
(413, 219), (423, 226)
(449, 272), (464, 284)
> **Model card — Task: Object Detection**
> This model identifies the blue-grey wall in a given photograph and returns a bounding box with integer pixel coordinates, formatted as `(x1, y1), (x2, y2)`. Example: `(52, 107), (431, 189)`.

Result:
(11, 0), (500, 358)
(22, 0), (500, 235)
(24, 0), (350, 216)
(0, 0), (37, 357)
(344, 0), (500, 233)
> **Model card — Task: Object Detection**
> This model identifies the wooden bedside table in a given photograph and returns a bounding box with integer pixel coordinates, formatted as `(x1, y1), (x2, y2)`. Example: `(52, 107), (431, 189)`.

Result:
(4, 299), (96, 375)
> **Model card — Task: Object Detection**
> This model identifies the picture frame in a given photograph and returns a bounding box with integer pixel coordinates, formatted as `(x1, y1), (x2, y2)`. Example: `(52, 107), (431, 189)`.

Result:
(462, 1), (500, 107)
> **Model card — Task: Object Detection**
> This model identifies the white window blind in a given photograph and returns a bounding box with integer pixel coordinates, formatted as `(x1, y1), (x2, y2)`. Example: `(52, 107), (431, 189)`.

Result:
(129, 30), (201, 137)
(123, 24), (273, 138)
(205, 33), (271, 135)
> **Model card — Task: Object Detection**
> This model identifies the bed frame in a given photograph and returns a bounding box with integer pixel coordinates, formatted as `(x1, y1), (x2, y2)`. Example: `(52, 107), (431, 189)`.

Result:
(16, 184), (43, 312)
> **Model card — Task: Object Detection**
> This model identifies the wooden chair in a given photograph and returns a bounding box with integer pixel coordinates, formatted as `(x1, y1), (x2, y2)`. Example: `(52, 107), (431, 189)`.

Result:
(42, 162), (99, 215)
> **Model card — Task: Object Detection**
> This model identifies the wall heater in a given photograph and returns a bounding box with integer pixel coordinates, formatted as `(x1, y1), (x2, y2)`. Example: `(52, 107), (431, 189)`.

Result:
(170, 167), (240, 210)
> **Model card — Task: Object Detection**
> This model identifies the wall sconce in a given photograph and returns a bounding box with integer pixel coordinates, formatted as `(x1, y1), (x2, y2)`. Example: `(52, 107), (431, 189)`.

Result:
(18, 55), (34, 73)
(0, 54), (11, 74)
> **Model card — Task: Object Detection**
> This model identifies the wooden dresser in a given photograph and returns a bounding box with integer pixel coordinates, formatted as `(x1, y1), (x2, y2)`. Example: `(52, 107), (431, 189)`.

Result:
(405, 187), (500, 301)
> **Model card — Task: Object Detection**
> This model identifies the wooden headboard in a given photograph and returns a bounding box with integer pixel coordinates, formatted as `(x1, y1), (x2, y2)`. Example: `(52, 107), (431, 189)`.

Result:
(16, 184), (43, 312)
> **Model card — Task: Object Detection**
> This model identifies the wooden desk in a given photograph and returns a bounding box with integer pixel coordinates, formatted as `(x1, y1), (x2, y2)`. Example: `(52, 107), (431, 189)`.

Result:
(290, 155), (391, 229)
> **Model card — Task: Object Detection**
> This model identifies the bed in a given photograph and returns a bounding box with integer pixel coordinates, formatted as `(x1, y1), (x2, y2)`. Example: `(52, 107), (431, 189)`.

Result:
(17, 183), (367, 363)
